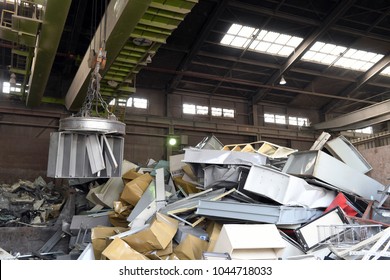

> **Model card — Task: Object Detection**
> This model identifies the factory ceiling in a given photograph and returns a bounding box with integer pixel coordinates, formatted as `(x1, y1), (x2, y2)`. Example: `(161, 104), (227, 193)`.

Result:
(0, 0), (390, 128)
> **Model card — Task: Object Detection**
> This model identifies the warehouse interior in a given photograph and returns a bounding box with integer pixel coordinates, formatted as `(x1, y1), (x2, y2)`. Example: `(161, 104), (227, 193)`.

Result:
(0, 0), (389, 260)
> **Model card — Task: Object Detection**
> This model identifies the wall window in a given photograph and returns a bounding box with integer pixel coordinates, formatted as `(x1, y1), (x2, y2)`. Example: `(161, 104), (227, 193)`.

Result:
(289, 116), (309, 126)
(109, 97), (148, 109)
(354, 126), (373, 134)
(184, 104), (235, 118)
(133, 98), (148, 109)
(265, 113), (309, 126)
(275, 114), (286, 124)
(211, 107), (222, 117)
(183, 104), (208, 115)
(2, 82), (22, 94)
(264, 113), (275, 123)
(183, 103), (196, 114)
(211, 107), (235, 118)
(196, 105), (208, 115)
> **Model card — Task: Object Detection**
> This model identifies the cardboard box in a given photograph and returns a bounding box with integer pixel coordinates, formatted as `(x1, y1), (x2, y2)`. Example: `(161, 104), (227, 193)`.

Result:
(173, 177), (199, 194)
(122, 169), (143, 185)
(174, 234), (209, 260)
(213, 224), (285, 260)
(206, 221), (222, 252)
(91, 226), (128, 260)
(122, 213), (178, 253)
(144, 241), (173, 259)
(102, 238), (149, 260)
(108, 201), (133, 227)
(120, 173), (153, 206)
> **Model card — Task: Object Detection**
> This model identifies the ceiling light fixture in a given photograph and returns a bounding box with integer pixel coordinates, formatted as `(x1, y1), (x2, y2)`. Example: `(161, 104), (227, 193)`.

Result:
(107, 80), (118, 87)
(279, 75), (286, 85)
(145, 54), (152, 64)
(133, 37), (152, 47)
(9, 73), (16, 86)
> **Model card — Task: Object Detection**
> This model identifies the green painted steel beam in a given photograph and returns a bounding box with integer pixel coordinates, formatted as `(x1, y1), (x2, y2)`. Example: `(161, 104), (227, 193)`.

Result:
(10, 68), (27, 75)
(65, 0), (153, 111)
(150, 0), (197, 14)
(26, 0), (72, 107)
(140, 14), (181, 30)
(104, 75), (126, 82)
(122, 44), (150, 52)
(11, 49), (29, 56)
(119, 50), (143, 57)
(66, 0), (197, 110)
(131, 29), (168, 43)
(135, 24), (172, 35)
(21, 47), (34, 100)
(118, 86), (136, 93)
(146, 7), (186, 20)
(12, 15), (41, 36)
(0, 26), (36, 47)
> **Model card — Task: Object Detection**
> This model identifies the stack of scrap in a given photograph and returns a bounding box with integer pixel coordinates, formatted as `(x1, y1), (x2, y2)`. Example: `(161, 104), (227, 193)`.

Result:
(0, 177), (65, 227)
(67, 134), (390, 260)
(28, 133), (388, 261)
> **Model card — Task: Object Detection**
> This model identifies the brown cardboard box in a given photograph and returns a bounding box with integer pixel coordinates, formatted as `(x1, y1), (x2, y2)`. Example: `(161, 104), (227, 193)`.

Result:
(108, 201), (132, 227)
(174, 234), (209, 260)
(122, 169), (143, 185)
(144, 241), (173, 259)
(173, 177), (199, 194)
(120, 173), (153, 206)
(122, 213), (178, 253)
(102, 238), (149, 260)
(91, 226), (128, 259)
(206, 221), (222, 252)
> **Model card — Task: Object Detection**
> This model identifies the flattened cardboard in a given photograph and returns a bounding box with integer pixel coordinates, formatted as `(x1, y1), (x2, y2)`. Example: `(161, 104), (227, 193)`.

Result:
(206, 221), (222, 252)
(213, 224), (285, 260)
(109, 201), (132, 227)
(182, 164), (198, 182)
(122, 213), (179, 253)
(120, 173), (153, 206)
(174, 234), (209, 260)
(122, 169), (143, 184)
(91, 226), (127, 260)
(144, 241), (173, 259)
(102, 238), (149, 260)
(173, 177), (199, 194)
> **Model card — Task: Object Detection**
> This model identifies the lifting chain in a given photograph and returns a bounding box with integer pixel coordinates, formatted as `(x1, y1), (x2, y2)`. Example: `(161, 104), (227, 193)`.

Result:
(77, 46), (116, 119)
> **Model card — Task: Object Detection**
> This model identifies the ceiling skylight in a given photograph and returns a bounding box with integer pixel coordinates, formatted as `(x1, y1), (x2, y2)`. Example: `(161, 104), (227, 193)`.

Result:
(221, 23), (303, 57)
(221, 23), (387, 75)
(381, 66), (390, 76)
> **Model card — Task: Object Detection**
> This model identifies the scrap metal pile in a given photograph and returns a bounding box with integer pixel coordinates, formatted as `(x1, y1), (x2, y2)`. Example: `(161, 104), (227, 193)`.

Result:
(2, 133), (390, 260)
(0, 177), (64, 227)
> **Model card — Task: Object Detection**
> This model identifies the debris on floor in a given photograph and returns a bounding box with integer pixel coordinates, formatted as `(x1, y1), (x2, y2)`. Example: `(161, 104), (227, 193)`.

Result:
(0, 133), (389, 260)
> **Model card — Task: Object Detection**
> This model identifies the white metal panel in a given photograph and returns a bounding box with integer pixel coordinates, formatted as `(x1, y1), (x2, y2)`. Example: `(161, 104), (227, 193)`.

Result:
(325, 135), (372, 173)
(243, 165), (336, 208)
(183, 148), (267, 166)
(282, 150), (385, 201)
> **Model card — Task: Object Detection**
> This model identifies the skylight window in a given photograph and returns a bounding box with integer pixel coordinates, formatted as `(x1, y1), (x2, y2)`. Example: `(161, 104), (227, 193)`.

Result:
(222, 23), (388, 75)
(221, 24), (302, 57)
(303, 42), (384, 72)
(381, 66), (390, 76)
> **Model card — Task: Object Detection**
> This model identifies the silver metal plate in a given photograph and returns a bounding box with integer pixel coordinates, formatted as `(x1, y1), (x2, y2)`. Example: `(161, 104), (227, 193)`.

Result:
(59, 117), (126, 135)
